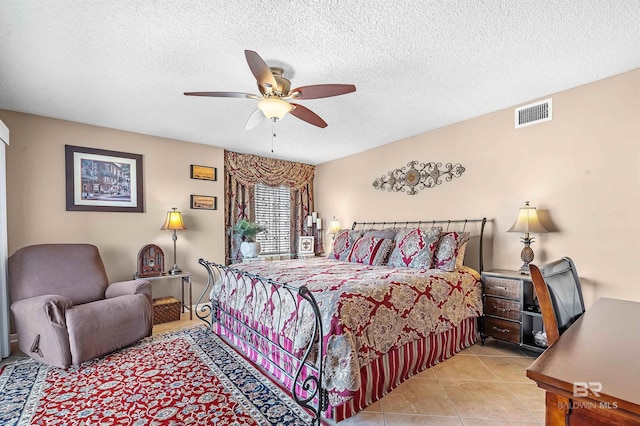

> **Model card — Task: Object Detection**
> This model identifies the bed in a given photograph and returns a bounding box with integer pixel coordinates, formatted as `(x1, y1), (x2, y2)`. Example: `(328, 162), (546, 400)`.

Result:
(196, 218), (487, 424)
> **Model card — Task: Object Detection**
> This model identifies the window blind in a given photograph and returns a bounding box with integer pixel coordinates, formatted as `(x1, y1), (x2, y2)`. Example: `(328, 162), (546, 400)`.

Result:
(255, 183), (291, 255)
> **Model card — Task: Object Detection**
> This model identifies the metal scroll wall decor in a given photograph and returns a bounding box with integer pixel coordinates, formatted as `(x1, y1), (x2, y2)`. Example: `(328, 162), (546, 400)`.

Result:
(372, 161), (466, 195)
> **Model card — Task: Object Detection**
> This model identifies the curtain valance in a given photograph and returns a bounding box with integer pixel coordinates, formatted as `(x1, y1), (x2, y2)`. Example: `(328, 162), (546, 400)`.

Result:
(224, 151), (314, 189)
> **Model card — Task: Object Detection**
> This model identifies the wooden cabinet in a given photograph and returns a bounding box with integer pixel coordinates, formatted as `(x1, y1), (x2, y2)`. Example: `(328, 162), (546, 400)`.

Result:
(481, 269), (544, 353)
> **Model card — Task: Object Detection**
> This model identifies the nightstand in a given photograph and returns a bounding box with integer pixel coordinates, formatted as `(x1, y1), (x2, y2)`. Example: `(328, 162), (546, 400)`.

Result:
(481, 269), (545, 353)
(241, 254), (296, 262)
(134, 272), (192, 320)
(297, 253), (318, 259)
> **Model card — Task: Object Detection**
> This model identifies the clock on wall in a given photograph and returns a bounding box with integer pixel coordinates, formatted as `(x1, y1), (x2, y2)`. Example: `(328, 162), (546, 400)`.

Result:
(137, 244), (165, 277)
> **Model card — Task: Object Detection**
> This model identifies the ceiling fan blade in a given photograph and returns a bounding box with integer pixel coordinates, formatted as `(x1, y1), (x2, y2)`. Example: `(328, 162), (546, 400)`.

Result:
(290, 84), (356, 100)
(245, 108), (266, 130)
(290, 103), (328, 128)
(245, 50), (277, 91)
(184, 91), (256, 98)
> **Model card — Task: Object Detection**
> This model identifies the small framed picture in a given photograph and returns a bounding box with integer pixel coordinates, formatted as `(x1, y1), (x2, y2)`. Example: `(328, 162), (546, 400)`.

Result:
(298, 236), (315, 254)
(190, 165), (217, 181)
(190, 195), (217, 210)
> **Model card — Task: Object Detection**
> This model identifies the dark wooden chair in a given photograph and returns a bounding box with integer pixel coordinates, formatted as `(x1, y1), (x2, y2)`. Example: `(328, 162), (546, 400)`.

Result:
(529, 257), (585, 347)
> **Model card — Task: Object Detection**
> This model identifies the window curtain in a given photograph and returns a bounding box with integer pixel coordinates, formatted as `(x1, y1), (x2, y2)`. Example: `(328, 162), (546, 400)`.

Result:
(224, 151), (314, 264)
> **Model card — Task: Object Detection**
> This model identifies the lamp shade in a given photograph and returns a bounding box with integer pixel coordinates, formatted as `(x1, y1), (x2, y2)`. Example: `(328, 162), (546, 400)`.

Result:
(328, 217), (341, 235)
(257, 98), (293, 120)
(161, 208), (187, 231)
(507, 201), (547, 234)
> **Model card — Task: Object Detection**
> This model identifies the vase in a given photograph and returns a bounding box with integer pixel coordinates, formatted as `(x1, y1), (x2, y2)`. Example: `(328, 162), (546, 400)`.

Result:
(240, 241), (261, 258)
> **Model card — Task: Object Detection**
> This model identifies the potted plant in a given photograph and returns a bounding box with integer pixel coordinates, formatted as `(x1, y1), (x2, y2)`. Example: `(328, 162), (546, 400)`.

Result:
(228, 219), (267, 258)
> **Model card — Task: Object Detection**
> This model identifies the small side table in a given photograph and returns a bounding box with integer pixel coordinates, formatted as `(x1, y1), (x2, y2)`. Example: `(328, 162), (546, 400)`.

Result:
(241, 257), (264, 263)
(134, 272), (192, 320)
(297, 253), (318, 259)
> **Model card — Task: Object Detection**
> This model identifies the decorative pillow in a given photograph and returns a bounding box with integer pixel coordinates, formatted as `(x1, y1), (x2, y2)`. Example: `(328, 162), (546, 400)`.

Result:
(328, 229), (364, 261)
(363, 229), (397, 240)
(347, 237), (395, 266)
(387, 227), (442, 269)
(455, 242), (468, 269)
(433, 232), (470, 271)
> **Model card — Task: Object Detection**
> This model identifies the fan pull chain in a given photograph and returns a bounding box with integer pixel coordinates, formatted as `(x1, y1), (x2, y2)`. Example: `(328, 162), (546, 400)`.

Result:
(271, 119), (276, 153)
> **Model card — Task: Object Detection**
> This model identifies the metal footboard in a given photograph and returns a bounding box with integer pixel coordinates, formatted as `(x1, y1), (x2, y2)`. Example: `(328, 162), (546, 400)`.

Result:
(196, 259), (327, 425)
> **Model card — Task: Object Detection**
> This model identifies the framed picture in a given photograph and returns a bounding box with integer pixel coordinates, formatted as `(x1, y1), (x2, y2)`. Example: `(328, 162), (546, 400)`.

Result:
(190, 164), (217, 181)
(298, 236), (315, 254)
(191, 195), (217, 210)
(65, 145), (144, 212)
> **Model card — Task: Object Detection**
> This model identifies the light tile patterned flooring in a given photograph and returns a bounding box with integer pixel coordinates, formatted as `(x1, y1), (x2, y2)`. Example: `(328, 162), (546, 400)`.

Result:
(3, 314), (546, 425)
(330, 338), (546, 426)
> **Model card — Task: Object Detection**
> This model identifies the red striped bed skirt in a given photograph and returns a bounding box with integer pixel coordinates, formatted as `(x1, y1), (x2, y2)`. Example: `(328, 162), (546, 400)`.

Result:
(332, 316), (477, 421)
(216, 315), (477, 422)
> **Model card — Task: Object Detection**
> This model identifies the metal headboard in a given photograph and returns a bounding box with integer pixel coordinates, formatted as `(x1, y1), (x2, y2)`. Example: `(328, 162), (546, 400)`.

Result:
(351, 217), (487, 272)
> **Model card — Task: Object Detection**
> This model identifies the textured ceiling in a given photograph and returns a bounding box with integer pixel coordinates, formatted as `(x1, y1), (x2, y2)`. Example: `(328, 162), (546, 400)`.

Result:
(1, 1), (639, 165)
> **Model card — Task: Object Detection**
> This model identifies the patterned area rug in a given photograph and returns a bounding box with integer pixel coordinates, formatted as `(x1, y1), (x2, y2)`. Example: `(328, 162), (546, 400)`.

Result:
(0, 325), (312, 425)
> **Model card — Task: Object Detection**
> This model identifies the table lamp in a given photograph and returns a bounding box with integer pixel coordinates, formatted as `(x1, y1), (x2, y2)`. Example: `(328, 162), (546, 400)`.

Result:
(161, 207), (187, 275)
(328, 217), (341, 239)
(507, 201), (548, 274)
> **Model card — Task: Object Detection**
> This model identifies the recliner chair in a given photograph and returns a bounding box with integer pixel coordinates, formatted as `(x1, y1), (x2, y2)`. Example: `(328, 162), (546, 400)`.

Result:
(8, 243), (153, 368)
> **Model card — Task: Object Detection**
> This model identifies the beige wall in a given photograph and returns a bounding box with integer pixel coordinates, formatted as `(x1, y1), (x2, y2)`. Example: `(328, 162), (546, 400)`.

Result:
(315, 68), (640, 308)
(4, 68), (639, 309)
(0, 110), (225, 303)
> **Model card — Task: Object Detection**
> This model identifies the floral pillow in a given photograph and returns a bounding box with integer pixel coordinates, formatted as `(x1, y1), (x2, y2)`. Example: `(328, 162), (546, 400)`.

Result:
(433, 231), (470, 271)
(347, 236), (395, 266)
(328, 229), (364, 261)
(363, 229), (397, 240)
(387, 227), (442, 269)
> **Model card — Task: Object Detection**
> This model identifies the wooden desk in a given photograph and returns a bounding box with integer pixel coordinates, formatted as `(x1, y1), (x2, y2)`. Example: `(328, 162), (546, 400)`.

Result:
(526, 298), (640, 425)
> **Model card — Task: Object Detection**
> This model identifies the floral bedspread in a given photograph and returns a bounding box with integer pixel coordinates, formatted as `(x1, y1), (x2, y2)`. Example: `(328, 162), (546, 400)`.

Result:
(214, 258), (482, 405)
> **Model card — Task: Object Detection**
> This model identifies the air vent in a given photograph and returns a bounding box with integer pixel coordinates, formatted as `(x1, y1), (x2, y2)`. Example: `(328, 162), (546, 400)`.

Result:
(515, 98), (552, 128)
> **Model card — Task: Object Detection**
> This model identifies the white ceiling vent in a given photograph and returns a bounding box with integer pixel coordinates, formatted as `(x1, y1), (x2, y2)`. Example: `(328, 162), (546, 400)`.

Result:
(515, 98), (552, 128)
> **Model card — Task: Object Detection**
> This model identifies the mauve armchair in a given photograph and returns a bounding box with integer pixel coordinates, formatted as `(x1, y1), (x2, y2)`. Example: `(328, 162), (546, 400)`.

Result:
(8, 243), (153, 368)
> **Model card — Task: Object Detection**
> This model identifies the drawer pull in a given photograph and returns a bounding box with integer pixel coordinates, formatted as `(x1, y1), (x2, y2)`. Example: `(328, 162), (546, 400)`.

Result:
(492, 326), (510, 333)
(495, 286), (510, 290)
(492, 306), (511, 312)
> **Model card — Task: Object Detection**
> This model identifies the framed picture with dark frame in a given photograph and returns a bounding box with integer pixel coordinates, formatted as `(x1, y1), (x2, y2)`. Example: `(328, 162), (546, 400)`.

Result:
(65, 145), (144, 213)
(191, 195), (217, 210)
(190, 164), (217, 181)
(298, 236), (315, 254)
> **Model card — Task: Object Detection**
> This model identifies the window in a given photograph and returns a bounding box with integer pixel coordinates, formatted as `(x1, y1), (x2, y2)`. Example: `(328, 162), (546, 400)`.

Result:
(254, 183), (291, 255)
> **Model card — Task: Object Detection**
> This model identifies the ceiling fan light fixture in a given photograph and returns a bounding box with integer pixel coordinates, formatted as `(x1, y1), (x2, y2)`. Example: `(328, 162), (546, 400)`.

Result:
(257, 98), (293, 120)
(185, 50), (356, 129)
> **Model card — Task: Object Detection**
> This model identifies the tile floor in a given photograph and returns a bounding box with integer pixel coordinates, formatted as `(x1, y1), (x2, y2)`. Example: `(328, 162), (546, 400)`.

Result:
(2, 315), (546, 425)
(331, 338), (545, 426)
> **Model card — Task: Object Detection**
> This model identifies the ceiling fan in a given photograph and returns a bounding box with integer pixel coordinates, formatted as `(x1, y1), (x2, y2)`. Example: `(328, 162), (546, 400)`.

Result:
(184, 50), (356, 130)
